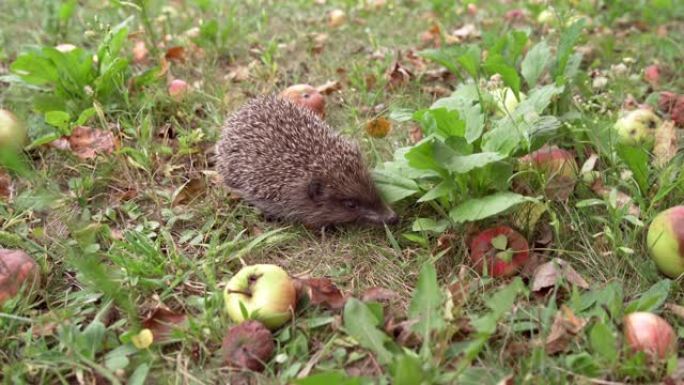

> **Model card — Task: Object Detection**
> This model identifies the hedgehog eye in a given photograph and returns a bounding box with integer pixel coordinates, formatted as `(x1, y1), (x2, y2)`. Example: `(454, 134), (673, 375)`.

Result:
(342, 199), (359, 209)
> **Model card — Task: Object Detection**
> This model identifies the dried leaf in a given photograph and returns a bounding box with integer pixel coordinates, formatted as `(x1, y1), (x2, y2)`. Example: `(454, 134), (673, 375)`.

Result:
(422, 85), (451, 97)
(531, 258), (589, 292)
(653, 121), (678, 168)
(385, 56), (413, 89)
(172, 178), (206, 207)
(450, 23), (480, 41)
(361, 287), (399, 304)
(297, 277), (346, 310)
(666, 303), (684, 321)
(447, 280), (471, 309)
(141, 306), (187, 342)
(345, 354), (383, 378)
(67, 126), (118, 160)
(311, 33), (328, 54)
(365, 117), (391, 138)
(591, 182), (640, 217)
(0, 169), (12, 201)
(222, 320), (274, 372)
(420, 23), (441, 47)
(384, 318), (421, 348)
(545, 305), (588, 354)
(316, 80), (342, 95)
(226, 66), (250, 82)
(165, 46), (186, 62)
(408, 125), (423, 144)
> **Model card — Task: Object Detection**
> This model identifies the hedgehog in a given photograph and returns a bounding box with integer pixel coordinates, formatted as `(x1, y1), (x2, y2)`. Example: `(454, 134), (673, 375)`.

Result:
(216, 95), (398, 229)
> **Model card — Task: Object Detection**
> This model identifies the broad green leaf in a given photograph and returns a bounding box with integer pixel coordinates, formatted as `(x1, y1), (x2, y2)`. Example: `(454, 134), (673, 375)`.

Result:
(450, 192), (531, 223)
(457, 45), (481, 78)
(418, 46), (463, 76)
(405, 140), (446, 173)
(409, 263), (445, 354)
(483, 54), (520, 100)
(376, 183), (419, 203)
(553, 18), (586, 80)
(461, 103), (485, 143)
(412, 218), (449, 233)
(418, 180), (453, 202)
(45, 111), (71, 132)
(58, 0), (78, 22)
(589, 321), (617, 365)
(485, 277), (525, 318)
(128, 364), (150, 385)
(420, 108), (465, 139)
(80, 320), (106, 359)
(389, 107), (415, 122)
(521, 41), (551, 88)
(506, 30), (529, 64)
(76, 108), (96, 126)
(343, 298), (396, 365)
(566, 352), (601, 377)
(625, 279), (672, 313)
(616, 144), (649, 194)
(104, 345), (137, 371)
(392, 354), (424, 385)
(443, 152), (506, 174)
(10, 51), (58, 85)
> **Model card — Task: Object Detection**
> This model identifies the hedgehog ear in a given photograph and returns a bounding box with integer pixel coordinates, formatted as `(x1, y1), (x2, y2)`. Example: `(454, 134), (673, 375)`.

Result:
(307, 179), (325, 201)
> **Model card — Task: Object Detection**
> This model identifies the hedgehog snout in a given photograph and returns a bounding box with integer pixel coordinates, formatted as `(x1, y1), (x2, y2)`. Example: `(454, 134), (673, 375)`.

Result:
(362, 206), (399, 226)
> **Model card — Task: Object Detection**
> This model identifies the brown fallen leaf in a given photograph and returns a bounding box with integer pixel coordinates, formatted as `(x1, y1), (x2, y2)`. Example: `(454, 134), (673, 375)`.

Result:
(385, 318), (421, 348)
(409, 125), (423, 144)
(422, 85), (451, 97)
(385, 55), (413, 89)
(296, 277), (346, 310)
(222, 320), (274, 372)
(361, 287), (399, 304)
(365, 117), (391, 138)
(226, 65), (250, 82)
(447, 280), (473, 309)
(666, 303), (684, 321)
(545, 305), (588, 354)
(653, 120), (678, 168)
(311, 33), (329, 54)
(591, 181), (640, 217)
(165, 46), (186, 62)
(420, 23), (441, 47)
(345, 354), (383, 378)
(0, 169), (12, 201)
(450, 23), (481, 42)
(67, 126), (118, 160)
(316, 80), (342, 95)
(141, 306), (187, 343)
(0, 249), (41, 306)
(531, 258), (589, 292)
(172, 178), (207, 207)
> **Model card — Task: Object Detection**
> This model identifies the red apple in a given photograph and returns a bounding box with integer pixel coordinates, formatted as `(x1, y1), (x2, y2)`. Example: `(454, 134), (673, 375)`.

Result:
(0, 249), (40, 305)
(518, 146), (578, 200)
(279, 84), (326, 118)
(647, 206), (684, 278)
(168, 79), (189, 101)
(469, 226), (530, 277)
(623, 312), (676, 360)
(644, 65), (660, 87)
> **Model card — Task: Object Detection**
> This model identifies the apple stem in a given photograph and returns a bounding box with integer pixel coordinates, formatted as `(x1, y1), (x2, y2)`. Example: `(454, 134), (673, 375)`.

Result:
(226, 289), (252, 297)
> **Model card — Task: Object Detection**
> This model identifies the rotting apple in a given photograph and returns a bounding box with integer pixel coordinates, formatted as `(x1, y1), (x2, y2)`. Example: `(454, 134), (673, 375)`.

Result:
(279, 84), (326, 118)
(168, 79), (189, 101)
(0, 249), (40, 306)
(518, 146), (578, 201)
(224, 264), (296, 330)
(0, 109), (28, 150)
(469, 226), (530, 278)
(614, 108), (662, 147)
(647, 206), (684, 278)
(623, 312), (676, 360)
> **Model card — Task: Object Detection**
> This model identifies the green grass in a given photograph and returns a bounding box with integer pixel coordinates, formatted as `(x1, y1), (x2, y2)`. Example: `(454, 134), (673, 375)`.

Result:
(1, 0), (684, 384)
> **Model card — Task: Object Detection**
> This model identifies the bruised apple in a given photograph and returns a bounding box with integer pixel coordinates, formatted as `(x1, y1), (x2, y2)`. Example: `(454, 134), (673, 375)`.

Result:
(518, 146), (578, 200)
(623, 312), (676, 360)
(647, 206), (684, 278)
(0, 249), (40, 306)
(469, 226), (530, 277)
(279, 84), (326, 118)
(614, 108), (661, 147)
(224, 264), (296, 330)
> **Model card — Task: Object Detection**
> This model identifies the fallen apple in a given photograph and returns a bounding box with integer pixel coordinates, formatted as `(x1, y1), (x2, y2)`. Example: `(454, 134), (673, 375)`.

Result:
(279, 84), (326, 118)
(623, 312), (676, 360)
(0, 109), (28, 150)
(469, 226), (530, 277)
(328, 9), (347, 28)
(647, 206), (684, 278)
(222, 320), (274, 371)
(537, 9), (555, 25)
(0, 249), (40, 306)
(614, 108), (662, 147)
(518, 146), (578, 200)
(224, 264), (296, 330)
(168, 79), (189, 101)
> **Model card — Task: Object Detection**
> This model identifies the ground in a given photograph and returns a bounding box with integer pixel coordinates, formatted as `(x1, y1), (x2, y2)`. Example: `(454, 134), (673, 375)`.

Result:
(1, 0), (684, 384)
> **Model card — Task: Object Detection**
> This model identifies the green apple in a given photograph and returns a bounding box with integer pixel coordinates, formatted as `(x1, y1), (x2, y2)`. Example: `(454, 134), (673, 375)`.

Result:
(614, 108), (661, 147)
(493, 88), (526, 116)
(224, 264), (296, 330)
(0, 109), (28, 150)
(647, 206), (684, 278)
(537, 9), (555, 25)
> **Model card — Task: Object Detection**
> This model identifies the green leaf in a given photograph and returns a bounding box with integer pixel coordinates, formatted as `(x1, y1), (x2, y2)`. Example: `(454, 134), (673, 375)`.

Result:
(616, 144), (650, 194)
(566, 352), (601, 377)
(589, 321), (617, 365)
(58, 0), (78, 23)
(128, 364), (150, 385)
(405, 139), (446, 174)
(76, 108), (96, 126)
(418, 181), (453, 203)
(521, 41), (551, 88)
(10, 51), (58, 85)
(420, 108), (465, 139)
(450, 192), (531, 223)
(412, 218), (449, 233)
(625, 279), (672, 313)
(553, 18), (586, 80)
(418, 46), (463, 76)
(44, 111), (71, 133)
(457, 45), (481, 78)
(483, 54), (521, 100)
(392, 354), (424, 385)
(409, 263), (445, 354)
(295, 372), (364, 385)
(491, 234), (508, 250)
(443, 152), (506, 174)
(389, 107), (415, 122)
(343, 298), (397, 365)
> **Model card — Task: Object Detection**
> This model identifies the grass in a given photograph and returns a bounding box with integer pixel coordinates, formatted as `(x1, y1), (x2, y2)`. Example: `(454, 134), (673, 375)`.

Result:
(1, 0), (684, 384)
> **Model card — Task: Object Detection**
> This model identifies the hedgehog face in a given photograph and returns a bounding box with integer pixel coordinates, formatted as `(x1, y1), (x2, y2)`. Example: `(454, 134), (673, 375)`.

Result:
(304, 177), (398, 228)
